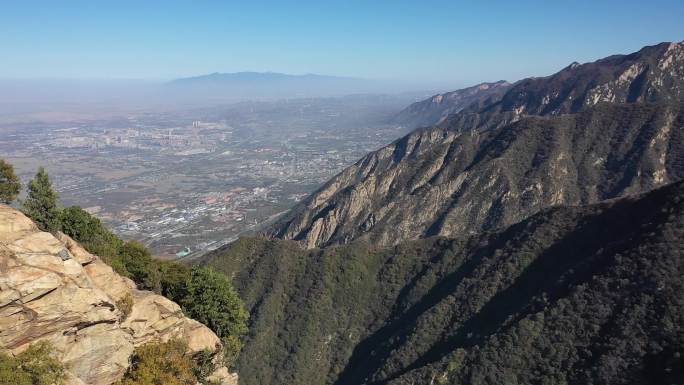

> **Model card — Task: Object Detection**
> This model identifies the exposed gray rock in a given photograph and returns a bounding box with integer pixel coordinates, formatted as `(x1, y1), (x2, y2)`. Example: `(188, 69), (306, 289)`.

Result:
(58, 248), (72, 261)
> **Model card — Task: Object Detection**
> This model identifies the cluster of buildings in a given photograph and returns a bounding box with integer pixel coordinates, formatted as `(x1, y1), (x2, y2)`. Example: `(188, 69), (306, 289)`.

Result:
(0, 97), (410, 258)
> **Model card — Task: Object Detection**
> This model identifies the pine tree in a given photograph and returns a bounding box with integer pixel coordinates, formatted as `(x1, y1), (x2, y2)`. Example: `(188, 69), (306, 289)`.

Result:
(0, 159), (20, 204)
(22, 167), (60, 232)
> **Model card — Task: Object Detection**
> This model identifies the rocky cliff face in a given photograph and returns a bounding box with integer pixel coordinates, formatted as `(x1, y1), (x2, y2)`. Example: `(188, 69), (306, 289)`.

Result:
(0, 205), (237, 385)
(267, 41), (684, 249)
(391, 81), (511, 128)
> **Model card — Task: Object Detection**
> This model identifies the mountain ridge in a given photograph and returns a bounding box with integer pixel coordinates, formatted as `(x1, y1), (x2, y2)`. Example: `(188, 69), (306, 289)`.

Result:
(266, 41), (684, 249)
(456, 41), (684, 120)
(391, 80), (511, 128)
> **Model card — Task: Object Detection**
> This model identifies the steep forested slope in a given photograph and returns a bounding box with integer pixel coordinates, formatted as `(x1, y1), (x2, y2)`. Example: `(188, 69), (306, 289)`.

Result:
(203, 181), (684, 385)
(267, 41), (684, 249)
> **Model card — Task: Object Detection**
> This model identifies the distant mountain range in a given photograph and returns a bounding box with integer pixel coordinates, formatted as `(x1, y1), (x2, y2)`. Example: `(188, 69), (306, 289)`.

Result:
(170, 72), (358, 85)
(167, 71), (383, 99)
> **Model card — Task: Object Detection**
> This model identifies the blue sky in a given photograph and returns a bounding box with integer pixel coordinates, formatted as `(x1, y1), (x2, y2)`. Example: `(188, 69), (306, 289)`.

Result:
(1, 0), (683, 86)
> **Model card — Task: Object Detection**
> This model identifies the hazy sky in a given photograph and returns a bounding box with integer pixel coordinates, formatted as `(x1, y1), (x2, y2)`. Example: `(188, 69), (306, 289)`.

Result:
(2, 0), (684, 86)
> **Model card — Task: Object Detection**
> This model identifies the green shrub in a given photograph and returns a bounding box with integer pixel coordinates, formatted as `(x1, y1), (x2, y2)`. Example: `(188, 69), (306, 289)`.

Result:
(117, 340), (232, 385)
(192, 348), (219, 385)
(116, 340), (196, 385)
(158, 261), (191, 301)
(116, 293), (134, 321)
(117, 240), (162, 292)
(60, 205), (123, 260)
(0, 159), (20, 204)
(180, 266), (249, 367)
(0, 341), (66, 385)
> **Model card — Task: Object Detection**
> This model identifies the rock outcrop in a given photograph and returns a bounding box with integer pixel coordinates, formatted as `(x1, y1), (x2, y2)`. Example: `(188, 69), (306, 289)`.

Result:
(0, 205), (236, 385)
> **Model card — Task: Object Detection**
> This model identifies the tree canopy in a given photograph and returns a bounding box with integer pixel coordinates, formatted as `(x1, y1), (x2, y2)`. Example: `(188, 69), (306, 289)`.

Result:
(61, 205), (123, 257)
(0, 159), (20, 204)
(181, 266), (249, 366)
(22, 167), (60, 232)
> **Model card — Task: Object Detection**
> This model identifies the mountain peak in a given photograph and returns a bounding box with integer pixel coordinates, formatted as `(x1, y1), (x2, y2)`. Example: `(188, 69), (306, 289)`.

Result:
(564, 61), (581, 70)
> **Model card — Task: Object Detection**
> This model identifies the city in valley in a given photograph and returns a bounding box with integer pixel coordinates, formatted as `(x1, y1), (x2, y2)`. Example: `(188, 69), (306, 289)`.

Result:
(0, 95), (417, 258)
